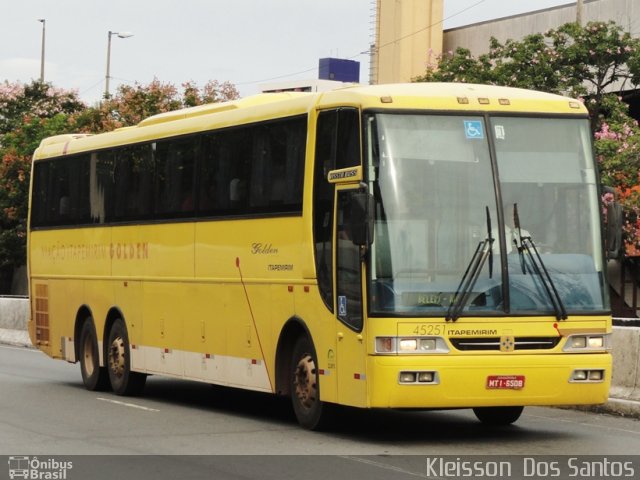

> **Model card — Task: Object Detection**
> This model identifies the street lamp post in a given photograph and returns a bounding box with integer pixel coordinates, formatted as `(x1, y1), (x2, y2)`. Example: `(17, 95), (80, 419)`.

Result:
(576, 0), (585, 25)
(37, 19), (45, 83)
(105, 30), (133, 98)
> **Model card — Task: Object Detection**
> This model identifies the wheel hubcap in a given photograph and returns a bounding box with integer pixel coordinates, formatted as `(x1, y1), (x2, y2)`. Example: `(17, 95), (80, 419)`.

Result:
(82, 336), (95, 375)
(109, 336), (126, 378)
(294, 354), (317, 409)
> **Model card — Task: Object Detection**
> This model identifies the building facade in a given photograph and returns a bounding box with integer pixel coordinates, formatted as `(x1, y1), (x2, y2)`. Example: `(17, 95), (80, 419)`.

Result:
(444, 0), (640, 57)
(372, 0), (443, 84)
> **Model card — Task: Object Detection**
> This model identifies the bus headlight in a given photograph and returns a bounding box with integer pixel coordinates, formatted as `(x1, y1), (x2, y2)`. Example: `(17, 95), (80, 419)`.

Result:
(563, 334), (610, 352)
(375, 336), (449, 354)
(399, 339), (418, 351)
(419, 338), (437, 351)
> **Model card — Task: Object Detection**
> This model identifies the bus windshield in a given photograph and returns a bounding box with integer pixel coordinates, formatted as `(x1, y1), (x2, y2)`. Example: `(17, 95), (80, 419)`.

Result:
(366, 113), (608, 317)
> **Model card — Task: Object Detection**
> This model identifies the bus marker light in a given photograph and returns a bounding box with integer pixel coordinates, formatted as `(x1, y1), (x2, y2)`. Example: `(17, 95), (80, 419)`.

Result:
(498, 98), (510, 105)
(478, 97), (490, 105)
(380, 96), (393, 103)
(375, 337), (395, 353)
(288, 285), (294, 292)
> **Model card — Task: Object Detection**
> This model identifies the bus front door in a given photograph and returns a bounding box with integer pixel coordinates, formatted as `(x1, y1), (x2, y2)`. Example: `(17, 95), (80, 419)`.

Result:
(335, 189), (368, 407)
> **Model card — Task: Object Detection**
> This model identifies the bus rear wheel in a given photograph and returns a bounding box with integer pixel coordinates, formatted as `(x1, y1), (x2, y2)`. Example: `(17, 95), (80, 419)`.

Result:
(473, 406), (524, 426)
(107, 318), (146, 396)
(290, 336), (331, 430)
(79, 319), (109, 391)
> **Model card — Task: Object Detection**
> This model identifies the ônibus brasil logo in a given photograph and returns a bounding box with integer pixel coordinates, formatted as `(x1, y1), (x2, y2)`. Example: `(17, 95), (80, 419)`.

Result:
(8, 457), (73, 480)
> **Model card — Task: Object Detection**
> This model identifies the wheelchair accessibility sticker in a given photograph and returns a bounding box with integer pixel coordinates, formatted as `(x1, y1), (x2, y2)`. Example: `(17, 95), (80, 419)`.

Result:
(338, 296), (347, 317)
(464, 120), (484, 139)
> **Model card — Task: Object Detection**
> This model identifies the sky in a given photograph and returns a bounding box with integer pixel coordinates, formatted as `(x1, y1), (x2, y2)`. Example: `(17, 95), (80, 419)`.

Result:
(0, 0), (575, 104)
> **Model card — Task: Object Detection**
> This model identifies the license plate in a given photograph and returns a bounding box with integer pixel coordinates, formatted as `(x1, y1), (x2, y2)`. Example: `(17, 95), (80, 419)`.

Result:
(486, 375), (525, 390)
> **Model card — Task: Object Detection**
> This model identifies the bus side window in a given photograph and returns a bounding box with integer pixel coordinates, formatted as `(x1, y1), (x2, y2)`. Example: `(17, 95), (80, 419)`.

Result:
(154, 138), (198, 217)
(335, 109), (361, 170)
(113, 144), (154, 221)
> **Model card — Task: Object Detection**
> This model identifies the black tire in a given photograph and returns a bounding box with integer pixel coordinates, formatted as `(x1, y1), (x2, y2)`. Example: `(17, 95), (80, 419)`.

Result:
(106, 318), (146, 396)
(290, 336), (332, 430)
(473, 406), (524, 426)
(79, 319), (110, 391)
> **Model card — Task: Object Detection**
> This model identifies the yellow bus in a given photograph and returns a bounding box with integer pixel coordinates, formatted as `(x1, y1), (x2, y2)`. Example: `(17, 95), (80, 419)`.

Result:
(28, 83), (611, 429)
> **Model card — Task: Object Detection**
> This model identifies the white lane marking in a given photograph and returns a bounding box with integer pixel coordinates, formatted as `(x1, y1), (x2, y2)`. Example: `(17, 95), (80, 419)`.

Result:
(525, 412), (640, 436)
(97, 397), (160, 412)
(340, 456), (425, 478)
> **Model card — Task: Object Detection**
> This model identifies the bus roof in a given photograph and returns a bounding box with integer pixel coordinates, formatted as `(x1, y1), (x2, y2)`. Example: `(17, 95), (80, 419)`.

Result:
(33, 83), (588, 161)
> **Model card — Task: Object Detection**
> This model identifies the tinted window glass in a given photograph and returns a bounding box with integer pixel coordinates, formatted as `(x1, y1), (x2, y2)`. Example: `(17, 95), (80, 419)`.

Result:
(199, 116), (306, 216)
(31, 155), (90, 227)
(31, 115), (307, 228)
(113, 144), (154, 221)
(154, 138), (198, 217)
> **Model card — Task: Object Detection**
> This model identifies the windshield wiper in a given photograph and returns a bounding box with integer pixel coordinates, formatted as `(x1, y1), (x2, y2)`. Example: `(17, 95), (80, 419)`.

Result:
(513, 203), (568, 320)
(446, 207), (494, 322)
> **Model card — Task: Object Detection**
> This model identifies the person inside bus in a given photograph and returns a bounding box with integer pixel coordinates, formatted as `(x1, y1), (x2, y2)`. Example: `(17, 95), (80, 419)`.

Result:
(229, 177), (247, 208)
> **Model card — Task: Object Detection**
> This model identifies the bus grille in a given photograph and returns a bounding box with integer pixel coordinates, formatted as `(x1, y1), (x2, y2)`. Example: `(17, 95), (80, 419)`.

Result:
(450, 337), (561, 351)
(34, 284), (50, 346)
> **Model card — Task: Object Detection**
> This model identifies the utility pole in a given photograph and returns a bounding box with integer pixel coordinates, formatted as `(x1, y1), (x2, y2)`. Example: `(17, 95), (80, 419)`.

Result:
(576, 0), (584, 26)
(38, 19), (45, 83)
(105, 30), (133, 98)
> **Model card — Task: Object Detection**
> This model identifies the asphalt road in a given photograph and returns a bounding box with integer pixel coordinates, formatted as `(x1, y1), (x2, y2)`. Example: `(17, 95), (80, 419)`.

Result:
(1, 344), (640, 479)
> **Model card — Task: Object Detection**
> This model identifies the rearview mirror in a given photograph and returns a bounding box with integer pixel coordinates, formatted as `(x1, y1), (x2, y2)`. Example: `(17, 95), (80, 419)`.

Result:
(350, 192), (375, 246)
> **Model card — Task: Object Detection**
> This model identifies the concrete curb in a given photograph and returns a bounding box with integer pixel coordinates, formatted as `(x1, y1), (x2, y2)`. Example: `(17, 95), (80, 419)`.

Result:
(0, 328), (33, 349)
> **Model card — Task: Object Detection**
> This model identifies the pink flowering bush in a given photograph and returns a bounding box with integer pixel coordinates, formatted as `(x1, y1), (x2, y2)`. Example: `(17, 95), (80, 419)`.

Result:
(595, 99), (640, 256)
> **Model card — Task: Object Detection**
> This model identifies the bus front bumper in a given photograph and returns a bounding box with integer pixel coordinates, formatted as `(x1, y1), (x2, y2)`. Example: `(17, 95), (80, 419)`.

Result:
(366, 353), (611, 409)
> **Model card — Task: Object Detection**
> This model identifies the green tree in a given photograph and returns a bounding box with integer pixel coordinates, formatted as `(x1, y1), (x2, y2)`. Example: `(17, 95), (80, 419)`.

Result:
(416, 21), (640, 130)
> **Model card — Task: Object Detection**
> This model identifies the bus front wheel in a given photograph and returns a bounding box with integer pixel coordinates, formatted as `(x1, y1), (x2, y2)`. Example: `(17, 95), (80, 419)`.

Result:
(290, 336), (330, 430)
(473, 406), (524, 426)
(107, 318), (146, 396)
(79, 319), (109, 391)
